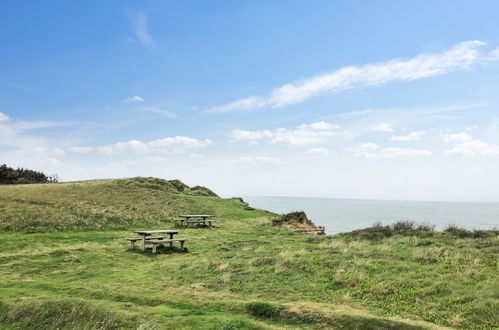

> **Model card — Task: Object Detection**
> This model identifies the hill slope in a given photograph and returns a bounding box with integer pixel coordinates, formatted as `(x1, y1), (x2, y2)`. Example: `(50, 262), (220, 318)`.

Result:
(0, 178), (497, 329)
(0, 177), (229, 231)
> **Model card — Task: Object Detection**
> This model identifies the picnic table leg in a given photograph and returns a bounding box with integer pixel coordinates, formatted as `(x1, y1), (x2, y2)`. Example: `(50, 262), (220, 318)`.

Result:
(141, 236), (146, 251)
(180, 241), (185, 251)
(152, 243), (157, 253)
(169, 233), (174, 248)
(131, 241), (136, 249)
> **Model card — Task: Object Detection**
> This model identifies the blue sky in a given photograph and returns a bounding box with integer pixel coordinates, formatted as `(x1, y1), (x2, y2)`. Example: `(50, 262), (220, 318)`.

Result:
(2, 1), (499, 202)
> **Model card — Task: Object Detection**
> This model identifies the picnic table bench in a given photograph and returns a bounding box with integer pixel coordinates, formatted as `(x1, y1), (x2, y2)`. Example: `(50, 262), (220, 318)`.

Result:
(130, 230), (179, 251)
(175, 214), (216, 227)
(146, 238), (187, 253)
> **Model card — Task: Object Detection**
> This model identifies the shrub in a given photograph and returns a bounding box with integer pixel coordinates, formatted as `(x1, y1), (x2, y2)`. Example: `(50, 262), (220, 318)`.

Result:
(444, 225), (473, 238)
(392, 220), (416, 233)
(0, 164), (58, 185)
(416, 223), (435, 231)
(346, 221), (437, 240)
(346, 222), (393, 240)
(246, 302), (282, 319)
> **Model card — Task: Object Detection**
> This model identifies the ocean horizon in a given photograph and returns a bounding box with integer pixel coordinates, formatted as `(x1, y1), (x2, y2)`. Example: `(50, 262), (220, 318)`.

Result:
(243, 196), (499, 234)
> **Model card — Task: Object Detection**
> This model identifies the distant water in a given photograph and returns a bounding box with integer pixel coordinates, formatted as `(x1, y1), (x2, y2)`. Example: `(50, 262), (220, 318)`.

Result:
(243, 196), (499, 234)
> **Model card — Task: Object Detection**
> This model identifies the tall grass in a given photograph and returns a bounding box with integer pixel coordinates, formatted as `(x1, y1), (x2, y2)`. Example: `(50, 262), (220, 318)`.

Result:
(0, 179), (497, 329)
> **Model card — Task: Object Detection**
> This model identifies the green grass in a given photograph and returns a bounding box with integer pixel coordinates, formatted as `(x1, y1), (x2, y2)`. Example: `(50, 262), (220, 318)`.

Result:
(0, 178), (497, 329)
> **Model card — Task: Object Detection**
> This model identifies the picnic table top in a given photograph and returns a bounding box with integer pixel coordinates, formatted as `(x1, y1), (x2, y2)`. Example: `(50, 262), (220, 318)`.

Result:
(134, 230), (179, 235)
(179, 214), (214, 218)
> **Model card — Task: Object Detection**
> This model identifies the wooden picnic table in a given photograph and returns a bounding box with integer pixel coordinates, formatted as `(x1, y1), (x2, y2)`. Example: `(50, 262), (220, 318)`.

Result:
(179, 214), (214, 220)
(176, 214), (216, 227)
(134, 230), (179, 250)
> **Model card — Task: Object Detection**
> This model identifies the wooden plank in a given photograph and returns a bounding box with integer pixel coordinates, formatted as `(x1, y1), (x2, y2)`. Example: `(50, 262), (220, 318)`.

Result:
(126, 236), (164, 241)
(145, 238), (187, 244)
(149, 238), (187, 253)
(134, 230), (179, 235)
(179, 214), (213, 218)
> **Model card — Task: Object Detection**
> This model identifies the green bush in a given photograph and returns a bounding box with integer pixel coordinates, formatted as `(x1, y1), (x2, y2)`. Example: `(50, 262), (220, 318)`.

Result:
(246, 302), (282, 319)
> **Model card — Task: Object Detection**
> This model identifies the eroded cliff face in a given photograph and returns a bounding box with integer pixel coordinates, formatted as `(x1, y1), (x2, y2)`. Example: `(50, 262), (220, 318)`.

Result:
(272, 211), (325, 235)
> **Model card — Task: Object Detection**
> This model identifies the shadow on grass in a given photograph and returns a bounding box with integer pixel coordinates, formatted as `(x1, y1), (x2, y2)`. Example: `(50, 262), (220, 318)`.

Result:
(127, 247), (190, 257)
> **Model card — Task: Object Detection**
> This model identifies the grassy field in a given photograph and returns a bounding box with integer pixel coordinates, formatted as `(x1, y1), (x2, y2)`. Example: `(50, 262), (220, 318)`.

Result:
(0, 178), (497, 329)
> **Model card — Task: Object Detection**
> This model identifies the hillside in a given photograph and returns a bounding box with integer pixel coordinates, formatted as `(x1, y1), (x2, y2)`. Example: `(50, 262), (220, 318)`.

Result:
(0, 177), (222, 231)
(0, 178), (497, 329)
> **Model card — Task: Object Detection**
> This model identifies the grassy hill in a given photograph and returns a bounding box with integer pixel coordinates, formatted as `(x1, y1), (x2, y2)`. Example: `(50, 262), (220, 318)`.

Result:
(0, 178), (497, 329)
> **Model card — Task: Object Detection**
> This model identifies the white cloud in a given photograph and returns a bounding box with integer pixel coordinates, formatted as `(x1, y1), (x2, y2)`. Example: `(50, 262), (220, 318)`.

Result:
(0, 112), (9, 121)
(212, 41), (494, 112)
(211, 97), (267, 113)
(358, 143), (379, 151)
(2, 81), (32, 91)
(69, 136), (212, 156)
(370, 123), (393, 132)
(228, 129), (273, 141)
(236, 156), (280, 165)
(487, 47), (499, 60)
(143, 107), (177, 118)
(305, 147), (329, 155)
(129, 11), (154, 45)
(68, 146), (93, 153)
(443, 133), (499, 156)
(391, 131), (426, 141)
(124, 96), (144, 103)
(464, 125), (478, 131)
(335, 109), (383, 119)
(442, 133), (473, 143)
(351, 143), (431, 159)
(228, 121), (339, 146)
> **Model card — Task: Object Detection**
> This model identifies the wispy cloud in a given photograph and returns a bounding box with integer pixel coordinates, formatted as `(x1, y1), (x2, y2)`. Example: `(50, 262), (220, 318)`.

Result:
(370, 123), (393, 133)
(211, 41), (496, 113)
(1, 81), (33, 91)
(128, 11), (154, 45)
(235, 156), (280, 165)
(0, 112), (9, 122)
(443, 133), (499, 156)
(391, 131), (426, 141)
(228, 121), (339, 146)
(124, 96), (144, 103)
(305, 147), (329, 155)
(142, 106), (177, 118)
(350, 143), (432, 159)
(0, 112), (70, 168)
(69, 136), (211, 156)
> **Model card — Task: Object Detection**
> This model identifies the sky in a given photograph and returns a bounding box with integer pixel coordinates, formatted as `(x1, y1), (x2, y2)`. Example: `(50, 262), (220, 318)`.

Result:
(1, 1), (499, 202)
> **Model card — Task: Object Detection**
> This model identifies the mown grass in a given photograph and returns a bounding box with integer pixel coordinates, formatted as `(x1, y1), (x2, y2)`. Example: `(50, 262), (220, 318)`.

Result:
(0, 178), (497, 329)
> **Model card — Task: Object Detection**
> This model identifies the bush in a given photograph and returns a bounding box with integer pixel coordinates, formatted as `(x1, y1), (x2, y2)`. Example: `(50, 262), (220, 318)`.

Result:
(444, 225), (473, 238)
(345, 221), (436, 240)
(392, 220), (416, 233)
(0, 164), (58, 185)
(416, 223), (435, 231)
(246, 302), (282, 319)
(444, 225), (497, 238)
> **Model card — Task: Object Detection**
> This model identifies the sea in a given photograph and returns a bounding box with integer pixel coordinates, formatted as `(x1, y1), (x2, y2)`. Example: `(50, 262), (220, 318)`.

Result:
(243, 196), (499, 234)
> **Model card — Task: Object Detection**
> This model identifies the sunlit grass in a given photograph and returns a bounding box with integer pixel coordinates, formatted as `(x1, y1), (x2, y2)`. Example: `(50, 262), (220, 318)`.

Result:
(0, 178), (497, 329)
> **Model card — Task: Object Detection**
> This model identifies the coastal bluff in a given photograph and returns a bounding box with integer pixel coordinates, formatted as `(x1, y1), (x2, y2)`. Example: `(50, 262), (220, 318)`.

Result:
(272, 211), (326, 235)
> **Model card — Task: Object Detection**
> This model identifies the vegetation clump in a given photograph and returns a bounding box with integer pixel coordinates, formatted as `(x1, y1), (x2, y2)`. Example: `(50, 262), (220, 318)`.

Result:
(0, 164), (58, 184)
(344, 221), (437, 240)
(246, 301), (283, 319)
(0, 178), (497, 329)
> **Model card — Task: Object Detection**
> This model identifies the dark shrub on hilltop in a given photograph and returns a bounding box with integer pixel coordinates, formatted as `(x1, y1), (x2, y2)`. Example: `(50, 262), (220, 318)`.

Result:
(346, 220), (436, 240)
(0, 164), (58, 185)
(344, 220), (497, 240)
(444, 224), (497, 238)
(115, 177), (218, 197)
